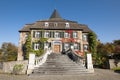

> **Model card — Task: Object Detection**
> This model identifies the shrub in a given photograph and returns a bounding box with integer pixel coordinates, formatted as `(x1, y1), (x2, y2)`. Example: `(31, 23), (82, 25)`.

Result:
(13, 64), (24, 75)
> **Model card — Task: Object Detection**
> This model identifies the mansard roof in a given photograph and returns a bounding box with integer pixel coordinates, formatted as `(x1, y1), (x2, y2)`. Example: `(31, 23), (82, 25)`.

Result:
(19, 9), (92, 32)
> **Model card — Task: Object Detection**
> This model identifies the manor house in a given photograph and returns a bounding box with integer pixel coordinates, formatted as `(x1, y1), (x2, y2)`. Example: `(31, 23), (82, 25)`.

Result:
(17, 9), (91, 60)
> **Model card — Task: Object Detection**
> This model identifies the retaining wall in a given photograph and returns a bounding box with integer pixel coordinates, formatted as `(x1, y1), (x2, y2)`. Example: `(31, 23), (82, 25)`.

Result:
(2, 60), (28, 74)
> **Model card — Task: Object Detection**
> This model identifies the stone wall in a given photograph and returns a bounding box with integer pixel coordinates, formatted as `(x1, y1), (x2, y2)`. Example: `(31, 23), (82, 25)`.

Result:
(2, 60), (28, 74)
(109, 59), (120, 69)
(0, 62), (3, 69)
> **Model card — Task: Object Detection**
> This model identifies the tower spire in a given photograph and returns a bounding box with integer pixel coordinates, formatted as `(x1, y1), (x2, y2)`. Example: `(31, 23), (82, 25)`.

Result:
(49, 9), (62, 19)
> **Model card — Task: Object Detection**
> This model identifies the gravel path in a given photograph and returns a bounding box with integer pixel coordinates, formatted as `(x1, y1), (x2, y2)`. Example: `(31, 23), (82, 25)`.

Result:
(0, 69), (120, 80)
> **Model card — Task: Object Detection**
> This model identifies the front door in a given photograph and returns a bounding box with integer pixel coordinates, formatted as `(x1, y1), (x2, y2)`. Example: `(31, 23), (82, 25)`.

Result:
(54, 45), (60, 53)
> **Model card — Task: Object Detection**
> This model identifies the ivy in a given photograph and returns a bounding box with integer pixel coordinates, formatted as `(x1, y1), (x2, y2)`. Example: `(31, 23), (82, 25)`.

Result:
(88, 31), (97, 64)
(88, 31), (97, 54)
(24, 30), (48, 59)
(24, 32), (32, 59)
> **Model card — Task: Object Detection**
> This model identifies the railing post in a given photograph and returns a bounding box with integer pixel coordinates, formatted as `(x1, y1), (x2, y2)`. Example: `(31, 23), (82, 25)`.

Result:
(27, 53), (35, 75)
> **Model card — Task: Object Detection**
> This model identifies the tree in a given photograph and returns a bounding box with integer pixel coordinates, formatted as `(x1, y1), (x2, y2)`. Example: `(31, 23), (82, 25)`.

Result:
(113, 40), (120, 63)
(0, 42), (18, 61)
(113, 40), (120, 54)
(104, 43), (114, 55)
(114, 40), (120, 45)
(0, 49), (2, 61)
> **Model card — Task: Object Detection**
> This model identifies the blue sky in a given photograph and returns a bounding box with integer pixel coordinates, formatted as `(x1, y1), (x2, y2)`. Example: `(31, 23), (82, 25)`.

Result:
(0, 0), (120, 46)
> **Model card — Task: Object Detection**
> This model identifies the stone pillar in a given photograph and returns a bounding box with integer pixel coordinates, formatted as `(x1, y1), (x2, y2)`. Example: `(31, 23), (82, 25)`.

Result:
(87, 53), (94, 73)
(80, 31), (83, 52)
(27, 53), (35, 75)
(17, 32), (26, 61)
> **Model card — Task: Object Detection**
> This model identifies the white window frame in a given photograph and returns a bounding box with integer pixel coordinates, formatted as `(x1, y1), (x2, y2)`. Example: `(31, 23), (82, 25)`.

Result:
(45, 22), (49, 27)
(64, 32), (69, 38)
(44, 31), (49, 38)
(84, 44), (88, 51)
(44, 42), (49, 49)
(34, 43), (39, 50)
(74, 43), (79, 50)
(35, 31), (40, 38)
(25, 33), (28, 40)
(73, 32), (78, 38)
(65, 22), (70, 28)
(83, 34), (87, 41)
(64, 43), (70, 50)
(55, 32), (60, 38)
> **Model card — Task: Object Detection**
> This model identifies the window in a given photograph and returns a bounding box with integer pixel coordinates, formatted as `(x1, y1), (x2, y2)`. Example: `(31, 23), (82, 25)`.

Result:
(44, 31), (49, 38)
(55, 32), (60, 38)
(84, 44), (88, 51)
(54, 22), (58, 27)
(35, 31), (40, 38)
(64, 32), (69, 38)
(44, 42), (49, 49)
(74, 43), (79, 50)
(65, 22), (70, 28)
(82, 34), (87, 41)
(64, 43), (70, 50)
(45, 22), (49, 27)
(25, 33), (29, 39)
(73, 32), (78, 38)
(34, 43), (39, 50)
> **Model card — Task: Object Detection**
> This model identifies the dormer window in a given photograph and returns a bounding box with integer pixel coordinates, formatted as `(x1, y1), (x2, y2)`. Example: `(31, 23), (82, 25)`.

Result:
(65, 22), (70, 28)
(54, 22), (58, 27)
(45, 22), (49, 27)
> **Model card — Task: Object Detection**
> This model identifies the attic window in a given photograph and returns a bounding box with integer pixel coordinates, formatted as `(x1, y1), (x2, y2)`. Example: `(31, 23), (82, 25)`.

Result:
(45, 22), (49, 27)
(65, 22), (70, 28)
(54, 22), (58, 27)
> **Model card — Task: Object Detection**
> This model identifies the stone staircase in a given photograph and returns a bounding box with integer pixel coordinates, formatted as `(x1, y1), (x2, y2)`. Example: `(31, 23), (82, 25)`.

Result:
(32, 53), (89, 75)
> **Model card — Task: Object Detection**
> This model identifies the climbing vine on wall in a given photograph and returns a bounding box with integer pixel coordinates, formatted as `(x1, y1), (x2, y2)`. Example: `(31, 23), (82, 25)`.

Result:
(24, 32), (32, 59)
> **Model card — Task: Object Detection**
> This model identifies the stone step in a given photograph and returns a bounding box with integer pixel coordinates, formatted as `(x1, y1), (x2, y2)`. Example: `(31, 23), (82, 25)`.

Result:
(34, 69), (88, 72)
(32, 53), (88, 75)
(34, 67), (86, 72)
(33, 70), (89, 75)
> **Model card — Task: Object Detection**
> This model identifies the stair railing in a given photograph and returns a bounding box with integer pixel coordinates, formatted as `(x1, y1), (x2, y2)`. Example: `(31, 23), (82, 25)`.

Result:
(34, 48), (52, 67)
(72, 50), (85, 66)
(65, 49), (85, 65)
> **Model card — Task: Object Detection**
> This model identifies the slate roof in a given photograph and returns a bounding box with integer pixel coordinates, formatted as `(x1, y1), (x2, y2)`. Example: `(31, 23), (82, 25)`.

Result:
(19, 9), (92, 32)
(49, 9), (62, 19)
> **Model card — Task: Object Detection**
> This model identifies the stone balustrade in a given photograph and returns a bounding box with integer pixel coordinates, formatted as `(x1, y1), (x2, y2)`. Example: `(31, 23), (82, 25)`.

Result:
(27, 48), (52, 75)
(34, 49), (52, 67)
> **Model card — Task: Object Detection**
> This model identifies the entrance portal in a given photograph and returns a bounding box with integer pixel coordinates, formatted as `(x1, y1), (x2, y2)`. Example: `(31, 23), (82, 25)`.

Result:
(54, 45), (60, 53)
